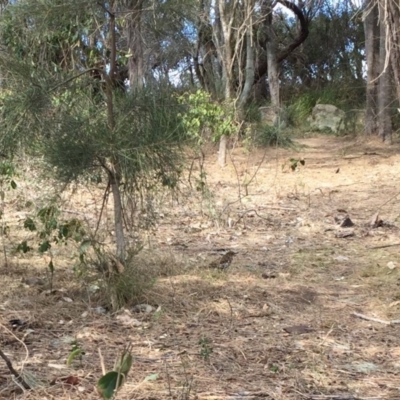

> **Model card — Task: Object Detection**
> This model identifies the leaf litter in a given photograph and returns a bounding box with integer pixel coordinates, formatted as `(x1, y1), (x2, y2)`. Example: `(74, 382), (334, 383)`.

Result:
(0, 136), (400, 399)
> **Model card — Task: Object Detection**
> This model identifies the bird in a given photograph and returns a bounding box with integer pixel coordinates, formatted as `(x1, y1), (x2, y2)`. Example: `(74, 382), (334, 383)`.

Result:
(208, 251), (236, 270)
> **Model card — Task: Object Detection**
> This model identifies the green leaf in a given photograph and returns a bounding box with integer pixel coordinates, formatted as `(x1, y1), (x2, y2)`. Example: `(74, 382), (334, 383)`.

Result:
(48, 260), (54, 273)
(114, 352), (133, 377)
(97, 371), (120, 400)
(67, 347), (83, 366)
(10, 180), (17, 189)
(79, 239), (92, 253)
(16, 240), (32, 253)
(39, 240), (51, 253)
(23, 217), (36, 231)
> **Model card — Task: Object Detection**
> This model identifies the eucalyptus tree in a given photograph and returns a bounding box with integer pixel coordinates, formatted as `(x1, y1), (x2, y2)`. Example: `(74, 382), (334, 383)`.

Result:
(0, 0), (188, 261)
(194, 0), (311, 165)
(364, 0), (392, 143)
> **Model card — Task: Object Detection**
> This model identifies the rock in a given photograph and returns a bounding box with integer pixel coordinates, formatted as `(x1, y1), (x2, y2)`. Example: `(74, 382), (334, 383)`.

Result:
(259, 106), (288, 128)
(308, 104), (345, 134)
(344, 109), (365, 133)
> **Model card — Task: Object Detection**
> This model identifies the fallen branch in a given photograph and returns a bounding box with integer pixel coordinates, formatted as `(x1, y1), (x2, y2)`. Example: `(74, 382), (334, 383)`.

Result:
(308, 396), (382, 400)
(0, 348), (31, 389)
(367, 242), (400, 249)
(351, 312), (400, 325)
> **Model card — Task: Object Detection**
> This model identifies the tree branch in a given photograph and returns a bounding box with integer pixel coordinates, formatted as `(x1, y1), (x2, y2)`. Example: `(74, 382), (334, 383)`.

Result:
(0, 348), (31, 390)
(255, 0), (309, 83)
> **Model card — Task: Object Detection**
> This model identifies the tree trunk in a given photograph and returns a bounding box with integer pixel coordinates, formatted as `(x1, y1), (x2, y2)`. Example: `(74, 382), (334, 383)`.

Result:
(364, 0), (379, 135)
(125, 0), (144, 90)
(264, 1), (280, 121)
(106, 1), (126, 260)
(110, 174), (126, 260)
(237, 7), (255, 117)
(388, 0), (400, 113)
(378, 3), (392, 144)
(215, 0), (236, 167)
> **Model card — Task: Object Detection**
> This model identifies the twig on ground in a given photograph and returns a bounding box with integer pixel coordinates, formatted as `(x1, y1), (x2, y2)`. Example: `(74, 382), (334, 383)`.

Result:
(367, 242), (400, 249)
(351, 312), (400, 325)
(0, 348), (31, 390)
(307, 396), (382, 400)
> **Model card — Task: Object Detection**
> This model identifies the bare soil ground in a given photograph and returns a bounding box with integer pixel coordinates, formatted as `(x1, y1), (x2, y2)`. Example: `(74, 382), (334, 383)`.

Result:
(1, 135), (400, 400)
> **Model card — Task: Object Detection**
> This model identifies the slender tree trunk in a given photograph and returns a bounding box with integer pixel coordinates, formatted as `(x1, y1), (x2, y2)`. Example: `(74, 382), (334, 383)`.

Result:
(237, 3), (255, 117)
(264, 0), (280, 122)
(388, 0), (400, 113)
(378, 4), (392, 144)
(106, 1), (126, 260)
(125, 0), (144, 90)
(364, 0), (379, 135)
(110, 174), (126, 260)
(215, 0), (236, 167)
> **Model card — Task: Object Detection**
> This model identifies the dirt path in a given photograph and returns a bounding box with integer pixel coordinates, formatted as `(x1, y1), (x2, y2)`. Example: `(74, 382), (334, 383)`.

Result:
(1, 136), (400, 399)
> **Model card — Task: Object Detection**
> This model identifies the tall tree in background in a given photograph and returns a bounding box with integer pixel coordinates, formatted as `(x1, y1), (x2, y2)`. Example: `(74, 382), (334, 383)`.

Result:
(364, 0), (380, 136)
(364, 0), (393, 143)
(195, 0), (310, 166)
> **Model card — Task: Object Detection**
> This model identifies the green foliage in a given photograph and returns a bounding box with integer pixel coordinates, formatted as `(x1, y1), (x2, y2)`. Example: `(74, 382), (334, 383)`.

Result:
(286, 94), (316, 127)
(286, 84), (365, 128)
(18, 206), (87, 286)
(102, 253), (157, 309)
(97, 345), (133, 400)
(253, 124), (293, 148)
(243, 101), (262, 124)
(67, 341), (85, 367)
(198, 337), (213, 361)
(177, 90), (236, 143)
(288, 158), (305, 171)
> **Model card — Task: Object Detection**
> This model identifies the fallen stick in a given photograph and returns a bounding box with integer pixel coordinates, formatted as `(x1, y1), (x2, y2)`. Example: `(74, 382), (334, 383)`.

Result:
(351, 312), (400, 325)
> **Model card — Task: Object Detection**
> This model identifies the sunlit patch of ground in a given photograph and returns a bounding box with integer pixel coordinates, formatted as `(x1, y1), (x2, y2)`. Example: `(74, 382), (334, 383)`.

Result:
(1, 135), (400, 399)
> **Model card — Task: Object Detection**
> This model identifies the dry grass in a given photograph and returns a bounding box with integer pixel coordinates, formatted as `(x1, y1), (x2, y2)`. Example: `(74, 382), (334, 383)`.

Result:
(1, 135), (400, 399)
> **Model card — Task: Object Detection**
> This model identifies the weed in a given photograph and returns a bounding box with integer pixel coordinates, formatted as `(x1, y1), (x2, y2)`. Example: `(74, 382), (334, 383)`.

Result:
(198, 336), (213, 361)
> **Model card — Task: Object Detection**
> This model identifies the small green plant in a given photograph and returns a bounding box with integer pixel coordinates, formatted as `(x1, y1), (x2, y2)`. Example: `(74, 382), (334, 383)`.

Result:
(67, 340), (85, 367)
(198, 337), (213, 361)
(253, 124), (293, 148)
(289, 158), (305, 171)
(18, 205), (87, 291)
(269, 364), (279, 373)
(0, 161), (17, 267)
(177, 89), (236, 144)
(97, 344), (133, 400)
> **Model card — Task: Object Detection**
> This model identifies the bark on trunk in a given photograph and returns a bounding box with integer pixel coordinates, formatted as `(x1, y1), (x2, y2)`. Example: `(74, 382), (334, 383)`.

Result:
(388, 1), (400, 113)
(106, 2), (126, 260)
(264, 1), (280, 122)
(110, 175), (126, 260)
(378, 4), (392, 144)
(125, 0), (144, 90)
(364, 0), (379, 135)
(237, 25), (255, 117)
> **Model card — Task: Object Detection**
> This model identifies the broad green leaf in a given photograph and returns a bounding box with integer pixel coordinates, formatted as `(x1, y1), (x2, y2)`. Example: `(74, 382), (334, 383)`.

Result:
(97, 371), (120, 400)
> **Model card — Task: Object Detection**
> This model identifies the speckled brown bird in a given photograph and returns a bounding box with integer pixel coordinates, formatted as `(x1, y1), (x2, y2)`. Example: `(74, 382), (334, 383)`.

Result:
(208, 251), (236, 270)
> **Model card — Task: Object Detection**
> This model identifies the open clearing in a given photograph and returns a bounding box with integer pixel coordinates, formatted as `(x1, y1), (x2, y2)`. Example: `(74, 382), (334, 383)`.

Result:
(1, 135), (400, 400)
